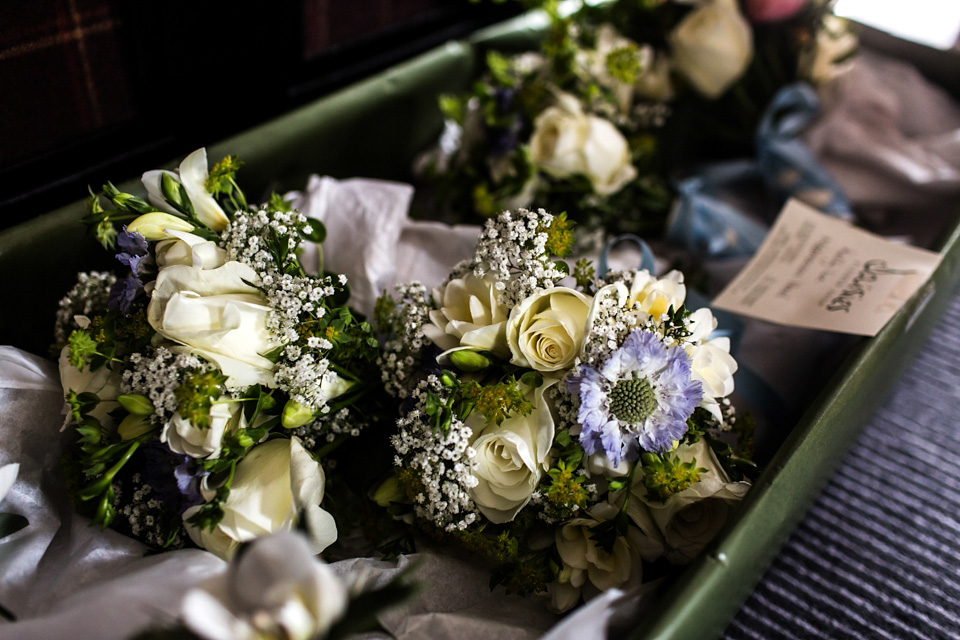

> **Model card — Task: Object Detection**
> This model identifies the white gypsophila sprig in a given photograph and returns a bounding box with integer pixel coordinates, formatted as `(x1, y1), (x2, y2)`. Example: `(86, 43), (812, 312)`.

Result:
(261, 272), (340, 344)
(391, 376), (479, 532)
(470, 208), (569, 308)
(221, 207), (311, 273)
(114, 472), (185, 549)
(121, 347), (211, 426)
(274, 352), (337, 414)
(290, 407), (368, 451)
(377, 282), (430, 399)
(54, 271), (117, 344)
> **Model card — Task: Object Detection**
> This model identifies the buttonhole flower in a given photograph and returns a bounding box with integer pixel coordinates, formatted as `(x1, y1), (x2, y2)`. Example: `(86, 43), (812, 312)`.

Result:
(569, 330), (702, 466)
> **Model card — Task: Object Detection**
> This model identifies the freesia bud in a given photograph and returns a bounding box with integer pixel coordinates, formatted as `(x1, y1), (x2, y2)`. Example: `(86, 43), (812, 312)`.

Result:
(127, 212), (194, 240)
(161, 172), (185, 208)
(449, 349), (491, 372)
(282, 399), (317, 429)
(371, 475), (407, 507)
(117, 393), (154, 416)
(118, 414), (153, 440)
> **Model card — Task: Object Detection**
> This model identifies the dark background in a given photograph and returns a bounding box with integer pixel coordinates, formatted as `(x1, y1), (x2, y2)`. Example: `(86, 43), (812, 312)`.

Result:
(0, 0), (520, 229)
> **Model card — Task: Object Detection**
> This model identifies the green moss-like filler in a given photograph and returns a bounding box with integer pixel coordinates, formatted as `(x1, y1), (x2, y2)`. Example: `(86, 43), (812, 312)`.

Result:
(640, 452), (706, 503)
(174, 370), (227, 431)
(461, 377), (532, 426)
(544, 460), (588, 519)
(544, 212), (574, 258)
(606, 43), (644, 84)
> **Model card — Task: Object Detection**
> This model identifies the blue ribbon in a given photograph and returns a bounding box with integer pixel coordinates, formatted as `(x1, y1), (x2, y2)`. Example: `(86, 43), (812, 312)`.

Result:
(668, 83), (852, 258)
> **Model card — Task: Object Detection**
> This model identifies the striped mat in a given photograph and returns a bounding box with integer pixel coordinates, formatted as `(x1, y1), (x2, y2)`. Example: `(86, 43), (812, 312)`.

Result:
(722, 290), (960, 639)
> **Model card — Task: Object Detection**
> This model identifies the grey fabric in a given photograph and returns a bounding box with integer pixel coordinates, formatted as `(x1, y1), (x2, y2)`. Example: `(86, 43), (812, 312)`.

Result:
(723, 286), (960, 639)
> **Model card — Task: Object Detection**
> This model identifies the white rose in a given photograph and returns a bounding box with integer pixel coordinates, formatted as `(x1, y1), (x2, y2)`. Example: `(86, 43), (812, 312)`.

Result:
(550, 503), (644, 612)
(507, 287), (592, 373)
(669, 0), (753, 99)
(155, 229), (227, 269)
(529, 92), (637, 196)
(467, 379), (558, 523)
(184, 438), (338, 560)
(58, 346), (122, 428)
(147, 261), (277, 388)
(181, 532), (348, 640)
(422, 273), (510, 359)
(142, 148), (230, 232)
(161, 396), (244, 459)
(635, 438), (749, 563)
(684, 308), (737, 422)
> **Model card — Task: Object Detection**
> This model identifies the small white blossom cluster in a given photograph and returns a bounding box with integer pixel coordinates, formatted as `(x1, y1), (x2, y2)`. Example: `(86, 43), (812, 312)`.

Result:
(469, 208), (568, 308)
(121, 347), (210, 425)
(376, 282), (430, 399)
(221, 207), (310, 273)
(579, 280), (642, 368)
(274, 353), (337, 414)
(261, 272), (340, 344)
(290, 407), (367, 450)
(391, 376), (479, 532)
(114, 473), (184, 549)
(54, 271), (117, 343)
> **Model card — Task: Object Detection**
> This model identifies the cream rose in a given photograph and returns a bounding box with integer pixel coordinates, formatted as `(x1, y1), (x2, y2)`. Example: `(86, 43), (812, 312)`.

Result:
(506, 287), (592, 372)
(147, 261), (276, 388)
(155, 229), (227, 269)
(669, 0), (753, 99)
(58, 346), (122, 428)
(550, 503), (645, 612)
(182, 532), (348, 640)
(184, 437), (337, 560)
(635, 438), (749, 564)
(529, 92), (637, 196)
(161, 396), (245, 459)
(422, 273), (510, 359)
(467, 379), (558, 523)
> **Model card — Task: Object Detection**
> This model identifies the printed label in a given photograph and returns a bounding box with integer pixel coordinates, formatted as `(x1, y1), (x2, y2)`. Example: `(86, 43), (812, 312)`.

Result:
(711, 200), (942, 336)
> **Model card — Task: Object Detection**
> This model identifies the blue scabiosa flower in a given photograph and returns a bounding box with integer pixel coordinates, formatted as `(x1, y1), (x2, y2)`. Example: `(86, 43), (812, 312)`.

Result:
(569, 330), (702, 465)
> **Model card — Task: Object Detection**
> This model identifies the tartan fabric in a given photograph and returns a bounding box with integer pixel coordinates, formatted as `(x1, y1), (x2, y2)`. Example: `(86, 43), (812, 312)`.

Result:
(303, 0), (447, 56)
(0, 0), (135, 167)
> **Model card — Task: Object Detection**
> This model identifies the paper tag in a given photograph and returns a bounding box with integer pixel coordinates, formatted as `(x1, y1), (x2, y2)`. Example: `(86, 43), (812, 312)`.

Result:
(711, 199), (943, 336)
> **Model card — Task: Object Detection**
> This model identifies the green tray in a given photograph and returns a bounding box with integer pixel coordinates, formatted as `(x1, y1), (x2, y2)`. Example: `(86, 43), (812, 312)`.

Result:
(1, 11), (958, 640)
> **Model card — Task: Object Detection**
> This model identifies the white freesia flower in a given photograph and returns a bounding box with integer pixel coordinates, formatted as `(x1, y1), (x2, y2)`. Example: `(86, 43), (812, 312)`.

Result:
(181, 532), (348, 640)
(634, 438), (749, 564)
(507, 287), (592, 373)
(184, 438), (337, 560)
(126, 212), (195, 241)
(669, 0), (753, 99)
(585, 270), (686, 334)
(0, 463), (18, 504)
(155, 229), (228, 269)
(58, 346), (122, 428)
(529, 92), (637, 195)
(550, 503), (646, 612)
(142, 148), (230, 231)
(422, 273), (510, 359)
(147, 261), (276, 388)
(161, 397), (245, 459)
(467, 379), (558, 523)
(685, 307), (737, 422)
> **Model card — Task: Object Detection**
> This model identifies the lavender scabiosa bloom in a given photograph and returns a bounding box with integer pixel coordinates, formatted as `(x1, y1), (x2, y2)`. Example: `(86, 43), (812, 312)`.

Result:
(569, 330), (702, 465)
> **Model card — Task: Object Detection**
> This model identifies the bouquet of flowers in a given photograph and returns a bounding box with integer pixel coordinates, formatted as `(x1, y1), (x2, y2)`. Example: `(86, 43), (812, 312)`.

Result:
(55, 148), (380, 559)
(375, 208), (756, 610)
(416, 0), (856, 234)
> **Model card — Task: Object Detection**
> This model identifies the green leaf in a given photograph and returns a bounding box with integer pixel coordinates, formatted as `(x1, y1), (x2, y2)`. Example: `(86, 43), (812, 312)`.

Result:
(300, 218), (326, 243)
(519, 370), (543, 389)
